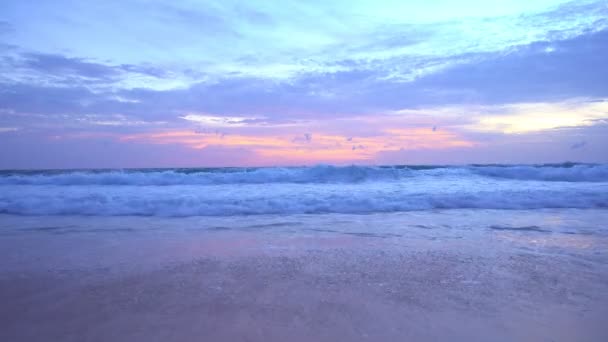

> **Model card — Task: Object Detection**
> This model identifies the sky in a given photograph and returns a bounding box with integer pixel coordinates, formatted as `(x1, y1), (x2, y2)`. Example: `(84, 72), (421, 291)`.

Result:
(1, 0), (607, 168)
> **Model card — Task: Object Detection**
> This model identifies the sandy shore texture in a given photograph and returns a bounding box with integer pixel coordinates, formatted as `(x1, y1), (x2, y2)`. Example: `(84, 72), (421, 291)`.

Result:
(1, 211), (608, 341)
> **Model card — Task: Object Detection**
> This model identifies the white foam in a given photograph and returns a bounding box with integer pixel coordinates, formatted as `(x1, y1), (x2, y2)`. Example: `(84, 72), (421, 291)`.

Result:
(0, 176), (606, 216)
(1, 164), (607, 186)
(471, 164), (608, 182)
(0, 165), (409, 185)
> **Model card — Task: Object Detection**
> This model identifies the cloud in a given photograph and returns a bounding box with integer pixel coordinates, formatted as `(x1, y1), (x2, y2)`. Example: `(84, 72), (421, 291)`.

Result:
(117, 123), (475, 165)
(0, 21), (13, 35)
(0, 130), (260, 169)
(1, 2), (608, 167)
(466, 99), (608, 133)
(2, 52), (172, 84)
(571, 140), (587, 149)
(414, 29), (608, 104)
(2, 105), (607, 168)
(0, 83), (100, 115)
(180, 114), (259, 126)
(3, 0), (607, 79)
(2, 26), (608, 128)
(375, 122), (608, 165)
(19, 52), (121, 80)
(139, 28), (608, 117)
(0, 127), (19, 133)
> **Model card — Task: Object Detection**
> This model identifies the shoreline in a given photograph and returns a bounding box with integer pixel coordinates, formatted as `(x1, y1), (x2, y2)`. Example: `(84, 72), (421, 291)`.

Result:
(1, 210), (607, 341)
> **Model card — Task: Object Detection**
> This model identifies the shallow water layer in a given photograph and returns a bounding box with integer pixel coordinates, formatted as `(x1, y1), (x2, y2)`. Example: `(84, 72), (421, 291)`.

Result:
(1, 209), (607, 341)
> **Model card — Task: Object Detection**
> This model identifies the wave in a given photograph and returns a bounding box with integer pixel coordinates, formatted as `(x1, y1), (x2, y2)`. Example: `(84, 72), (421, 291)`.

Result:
(0, 186), (605, 216)
(471, 164), (608, 182)
(0, 163), (607, 185)
(0, 165), (413, 185)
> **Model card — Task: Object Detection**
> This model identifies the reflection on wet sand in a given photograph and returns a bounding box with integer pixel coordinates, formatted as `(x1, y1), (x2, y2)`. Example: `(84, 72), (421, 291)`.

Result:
(494, 231), (608, 250)
(1, 209), (608, 341)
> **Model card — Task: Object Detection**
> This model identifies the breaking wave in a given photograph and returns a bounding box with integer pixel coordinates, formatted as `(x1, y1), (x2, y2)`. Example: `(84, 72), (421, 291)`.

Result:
(0, 186), (605, 216)
(470, 163), (608, 182)
(0, 163), (606, 216)
(0, 163), (607, 186)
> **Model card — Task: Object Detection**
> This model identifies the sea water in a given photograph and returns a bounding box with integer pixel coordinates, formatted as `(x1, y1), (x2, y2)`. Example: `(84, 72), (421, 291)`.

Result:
(0, 163), (606, 216)
(1, 164), (608, 341)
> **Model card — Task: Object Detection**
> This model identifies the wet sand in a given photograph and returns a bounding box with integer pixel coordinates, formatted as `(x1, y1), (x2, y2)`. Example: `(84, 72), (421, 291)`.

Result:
(1, 210), (608, 341)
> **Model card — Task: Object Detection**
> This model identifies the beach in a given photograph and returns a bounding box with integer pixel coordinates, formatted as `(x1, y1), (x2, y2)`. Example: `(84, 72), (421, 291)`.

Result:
(2, 208), (607, 341)
(3, 1), (608, 339)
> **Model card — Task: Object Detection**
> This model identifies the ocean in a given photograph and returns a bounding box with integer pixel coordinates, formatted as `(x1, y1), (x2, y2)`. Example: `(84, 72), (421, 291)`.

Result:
(0, 163), (607, 216)
(1, 163), (608, 341)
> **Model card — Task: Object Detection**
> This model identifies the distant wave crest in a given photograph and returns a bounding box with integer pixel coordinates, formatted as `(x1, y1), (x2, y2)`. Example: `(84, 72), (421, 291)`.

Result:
(1, 163), (607, 186)
(0, 165), (409, 185)
(471, 164), (608, 182)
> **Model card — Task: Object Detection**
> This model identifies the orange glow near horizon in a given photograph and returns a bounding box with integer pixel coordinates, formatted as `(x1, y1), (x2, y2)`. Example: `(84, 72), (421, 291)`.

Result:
(120, 127), (475, 164)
